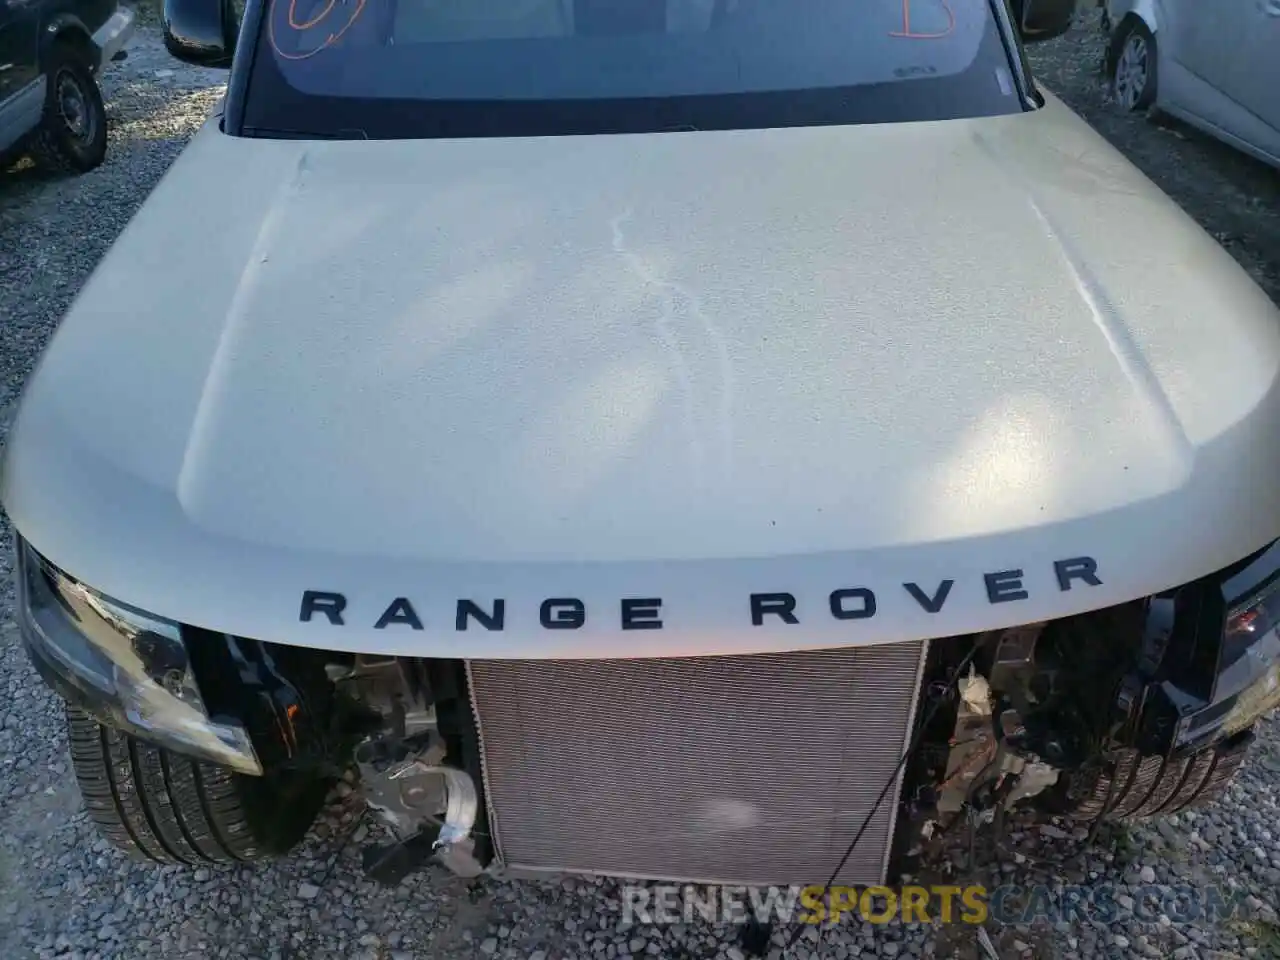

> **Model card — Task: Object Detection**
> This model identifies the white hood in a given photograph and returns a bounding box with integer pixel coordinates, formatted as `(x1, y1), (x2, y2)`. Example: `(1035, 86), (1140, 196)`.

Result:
(5, 93), (1280, 658)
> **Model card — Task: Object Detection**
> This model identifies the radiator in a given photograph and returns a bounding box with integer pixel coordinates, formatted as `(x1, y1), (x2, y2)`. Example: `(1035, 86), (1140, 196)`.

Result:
(466, 642), (928, 886)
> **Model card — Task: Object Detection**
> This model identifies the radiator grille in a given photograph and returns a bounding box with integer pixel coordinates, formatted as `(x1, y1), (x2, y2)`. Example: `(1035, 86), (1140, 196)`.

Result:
(467, 643), (927, 886)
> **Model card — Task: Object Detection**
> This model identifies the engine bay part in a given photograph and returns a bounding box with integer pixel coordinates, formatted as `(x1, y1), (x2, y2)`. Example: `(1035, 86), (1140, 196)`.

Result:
(241, 580), (1263, 890)
(467, 646), (927, 885)
(323, 656), (485, 879)
(13, 531), (1279, 884)
(900, 545), (1280, 876)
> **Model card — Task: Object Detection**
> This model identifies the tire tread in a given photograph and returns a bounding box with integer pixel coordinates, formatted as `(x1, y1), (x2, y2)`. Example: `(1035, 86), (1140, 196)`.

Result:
(65, 708), (313, 864)
(1069, 734), (1251, 822)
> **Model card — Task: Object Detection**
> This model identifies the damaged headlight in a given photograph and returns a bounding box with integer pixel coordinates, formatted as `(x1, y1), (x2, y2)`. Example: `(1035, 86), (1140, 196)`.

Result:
(15, 538), (262, 774)
(1218, 577), (1280, 735)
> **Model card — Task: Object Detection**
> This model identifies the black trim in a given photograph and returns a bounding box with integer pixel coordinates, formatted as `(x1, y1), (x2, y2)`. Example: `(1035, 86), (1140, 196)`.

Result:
(183, 629), (346, 776)
(221, 0), (268, 135)
(40, 15), (97, 70)
(888, 634), (972, 881)
(987, 0), (1040, 109)
(1220, 539), (1280, 610)
(1127, 540), (1280, 755)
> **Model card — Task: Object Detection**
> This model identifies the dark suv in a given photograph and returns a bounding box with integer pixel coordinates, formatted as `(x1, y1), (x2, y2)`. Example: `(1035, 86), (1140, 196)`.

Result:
(0, 0), (135, 173)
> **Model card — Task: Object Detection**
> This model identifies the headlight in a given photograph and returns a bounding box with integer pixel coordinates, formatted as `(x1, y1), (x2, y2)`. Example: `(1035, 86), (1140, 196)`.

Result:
(15, 539), (262, 775)
(1224, 575), (1280, 665)
(1219, 576), (1280, 735)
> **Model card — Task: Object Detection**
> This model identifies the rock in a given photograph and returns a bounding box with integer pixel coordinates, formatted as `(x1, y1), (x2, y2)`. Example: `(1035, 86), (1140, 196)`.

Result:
(1113, 936), (1130, 950)
(629, 937), (647, 953)
(479, 938), (498, 955)
(297, 883), (320, 900)
(1139, 866), (1157, 884)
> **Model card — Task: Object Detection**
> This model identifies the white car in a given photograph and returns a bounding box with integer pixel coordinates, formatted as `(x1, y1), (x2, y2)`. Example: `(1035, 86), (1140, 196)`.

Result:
(1104, 0), (1280, 168)
(4, 0), (1280, 892)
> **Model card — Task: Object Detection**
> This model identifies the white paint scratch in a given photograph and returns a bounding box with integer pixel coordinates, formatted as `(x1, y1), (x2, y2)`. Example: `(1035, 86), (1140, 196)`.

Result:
(609, 207), (735, 486)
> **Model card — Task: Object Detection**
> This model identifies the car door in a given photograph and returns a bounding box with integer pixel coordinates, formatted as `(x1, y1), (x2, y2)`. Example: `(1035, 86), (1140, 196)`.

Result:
(1, 0), (40, 102)
(1236, 0), (1280, 130)
(0, 0), (41, 152)
(1165, 0), (1253, 90)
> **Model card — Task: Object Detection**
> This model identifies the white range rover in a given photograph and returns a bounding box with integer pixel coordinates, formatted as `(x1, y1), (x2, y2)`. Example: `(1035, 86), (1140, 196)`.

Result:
(3, 0), (1280, 893)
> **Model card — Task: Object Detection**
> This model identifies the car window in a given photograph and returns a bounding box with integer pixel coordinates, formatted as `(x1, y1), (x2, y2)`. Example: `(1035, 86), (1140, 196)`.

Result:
(244, 0), (1022, 138)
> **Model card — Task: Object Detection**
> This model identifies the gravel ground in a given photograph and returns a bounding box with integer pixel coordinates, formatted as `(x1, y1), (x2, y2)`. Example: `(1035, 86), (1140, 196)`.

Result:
(1, 13), (1279, 960)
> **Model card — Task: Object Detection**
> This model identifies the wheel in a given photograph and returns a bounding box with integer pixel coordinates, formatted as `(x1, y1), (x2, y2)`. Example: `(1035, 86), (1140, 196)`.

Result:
(1109, 18), (1158, 113)
(65, 707), (329, 864)
(1061, 729), (1253, 822)
(28, 44), (108, 174)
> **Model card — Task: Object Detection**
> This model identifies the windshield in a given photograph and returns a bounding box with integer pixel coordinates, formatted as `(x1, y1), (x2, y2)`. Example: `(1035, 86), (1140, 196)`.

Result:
(244, 0), (1022, 138)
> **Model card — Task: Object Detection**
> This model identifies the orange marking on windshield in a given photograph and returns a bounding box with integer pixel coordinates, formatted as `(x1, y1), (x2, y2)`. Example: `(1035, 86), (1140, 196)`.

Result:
(288, 0), (337, 30)
(268, 0), (369, 60)
(889, 0), (956, 38)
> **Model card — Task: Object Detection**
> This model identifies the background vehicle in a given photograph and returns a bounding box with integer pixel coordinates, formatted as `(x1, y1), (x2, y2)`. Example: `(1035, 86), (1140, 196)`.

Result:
(0, 0), (134, 172)
(1103, 0), (1280, 168)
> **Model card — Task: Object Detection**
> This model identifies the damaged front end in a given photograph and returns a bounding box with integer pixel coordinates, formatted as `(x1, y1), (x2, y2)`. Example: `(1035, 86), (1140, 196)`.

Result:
(324, 656), (490, 881)
(14, 532), (1280, 885)
(898, 540), (1280, 877)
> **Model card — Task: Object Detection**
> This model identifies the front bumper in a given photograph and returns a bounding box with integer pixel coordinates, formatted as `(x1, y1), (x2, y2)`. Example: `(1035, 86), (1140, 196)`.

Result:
(14, 538), (262, 774)
(90, 7), (136, 72)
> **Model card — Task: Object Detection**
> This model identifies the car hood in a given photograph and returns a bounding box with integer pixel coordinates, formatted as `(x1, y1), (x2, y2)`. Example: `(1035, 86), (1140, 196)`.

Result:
(5, 94), (1280, 658)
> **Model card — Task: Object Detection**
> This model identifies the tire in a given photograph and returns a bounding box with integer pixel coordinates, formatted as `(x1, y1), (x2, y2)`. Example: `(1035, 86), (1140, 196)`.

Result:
(66, 707), (328, 864)
(1108, 17), (1158, 113)
(1063, 729), (1253, 822)
(28, 44), (108, 174)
